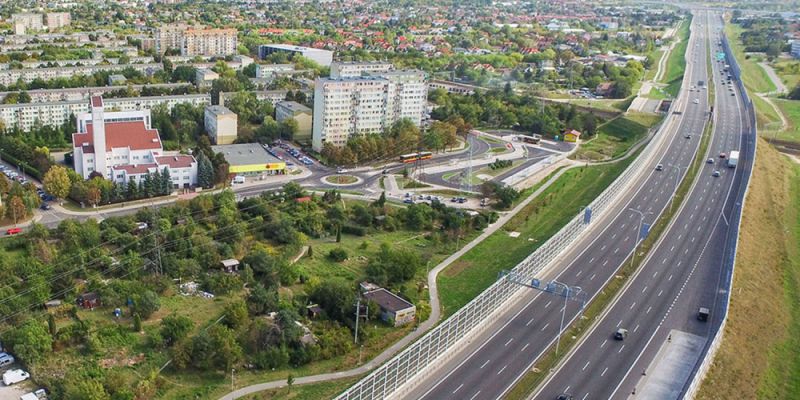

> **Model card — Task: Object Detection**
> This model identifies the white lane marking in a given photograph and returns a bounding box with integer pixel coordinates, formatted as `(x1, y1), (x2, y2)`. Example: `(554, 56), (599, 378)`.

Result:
(630, 301), (636, 309)
(647, 306), (652, 314)
(454, 384), (464, 394)
(541, 323), (550, 331)
(576, 270), (583, 277)
(480, 359), (490, 369)
(504, 338), (514, 346)
(619, 345), (625, 353)
(545, 300), (552, 308)
(601, 340), (608, 348)
(497, 365), (508, 375)
(617, 319), (622, 327)
(601, 367), (609, 376)
(642, 286), (648, 293)
(658, 289), (664, 297)
(582, 393), (590, 400)
(521, 343), (530, 353)
(590, 273), (596, 281)
(469, 391), (481, 400)
(582, 361), (590, 371)
(603, 259), (609, 266)
(634, 324), (640, 333)
(526, 317), (535, 327)
(669, 274), (673, 281)
(589, 257), (595, 264)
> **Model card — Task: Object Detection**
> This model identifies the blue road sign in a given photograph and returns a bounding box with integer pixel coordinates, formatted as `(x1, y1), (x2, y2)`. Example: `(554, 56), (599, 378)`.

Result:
(639, 222), (651, 241)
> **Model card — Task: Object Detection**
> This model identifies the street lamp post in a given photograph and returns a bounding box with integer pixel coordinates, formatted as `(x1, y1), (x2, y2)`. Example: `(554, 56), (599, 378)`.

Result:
(552, 280), (570, 356)
(667, 164), (688, 212)
(629, 207), (653, 268)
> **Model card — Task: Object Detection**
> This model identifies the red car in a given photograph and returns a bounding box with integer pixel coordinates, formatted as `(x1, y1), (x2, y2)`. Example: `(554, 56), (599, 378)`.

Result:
(6, 227), (22, 235)
(719, 152), (727, 158)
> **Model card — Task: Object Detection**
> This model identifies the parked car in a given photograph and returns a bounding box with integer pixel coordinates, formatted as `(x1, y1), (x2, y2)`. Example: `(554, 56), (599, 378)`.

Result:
(6, 228), (22, 236)
(2, 369), (30, 385)
(39, 203), (52, 211)
(0, 352), (15, 367)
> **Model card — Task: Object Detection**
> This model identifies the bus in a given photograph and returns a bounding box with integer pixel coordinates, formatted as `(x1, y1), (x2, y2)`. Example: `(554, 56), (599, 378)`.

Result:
(399, 152), (433, 163)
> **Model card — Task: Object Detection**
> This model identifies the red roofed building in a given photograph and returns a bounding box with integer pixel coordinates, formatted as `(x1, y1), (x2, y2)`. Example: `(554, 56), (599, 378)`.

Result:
(73, 96), (197, 188)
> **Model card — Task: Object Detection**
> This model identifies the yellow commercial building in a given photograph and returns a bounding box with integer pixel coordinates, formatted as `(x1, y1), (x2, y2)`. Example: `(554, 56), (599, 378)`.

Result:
(211, 143), (286, 176)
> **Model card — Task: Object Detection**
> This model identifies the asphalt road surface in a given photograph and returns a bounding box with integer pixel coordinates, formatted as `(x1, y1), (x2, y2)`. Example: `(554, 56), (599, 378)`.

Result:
(405, 11), (719, 400)
(534, 11), (753, 400)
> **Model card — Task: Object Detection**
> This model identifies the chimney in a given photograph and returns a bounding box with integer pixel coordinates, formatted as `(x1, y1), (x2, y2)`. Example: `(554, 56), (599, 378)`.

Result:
(90, 96), (107, 179)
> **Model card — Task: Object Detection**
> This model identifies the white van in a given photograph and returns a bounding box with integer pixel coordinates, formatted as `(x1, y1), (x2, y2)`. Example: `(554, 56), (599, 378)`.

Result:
(231, 175), (246, 185)
(3, 369), (30, 385)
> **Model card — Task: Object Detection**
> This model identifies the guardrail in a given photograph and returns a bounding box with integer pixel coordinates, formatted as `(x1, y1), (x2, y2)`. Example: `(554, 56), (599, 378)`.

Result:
(681, 16), (757, 398)
(334, 22), (691, 400)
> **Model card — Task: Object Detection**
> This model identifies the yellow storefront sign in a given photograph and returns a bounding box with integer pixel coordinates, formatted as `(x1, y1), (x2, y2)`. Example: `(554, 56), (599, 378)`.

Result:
(229, 162), (286, 174)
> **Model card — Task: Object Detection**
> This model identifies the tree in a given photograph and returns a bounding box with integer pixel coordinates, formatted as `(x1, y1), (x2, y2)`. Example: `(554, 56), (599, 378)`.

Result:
(197, 152), (214, 189)
(223, 300), (249, 331)
(7, 196), (26, 224)
(287, 373), (295, 393)
(133, 313), (143, 332)
(43, 165), (72, 203)
(310, 279), (355, 323)
(87, 186), (101, 207)
(48, 314), (57, 339)
(7, 319), (53, 364)
(190, 324), (242, 371)
(161, 314), (193, 347)
(133, 290), (161, 319)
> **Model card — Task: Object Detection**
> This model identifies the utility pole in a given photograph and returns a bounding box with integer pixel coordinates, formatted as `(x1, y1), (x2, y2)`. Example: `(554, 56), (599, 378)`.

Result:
(354, 296), (361, 344)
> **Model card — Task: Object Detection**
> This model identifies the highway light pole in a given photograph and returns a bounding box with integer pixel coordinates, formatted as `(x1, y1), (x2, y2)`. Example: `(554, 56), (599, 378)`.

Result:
(629, 207), (653, 268)
(667, 164), (688, 212)
(551, 280), (570, 357)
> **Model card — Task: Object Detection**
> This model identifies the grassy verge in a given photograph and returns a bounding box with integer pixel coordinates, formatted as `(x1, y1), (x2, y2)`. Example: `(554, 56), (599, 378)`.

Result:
(504, 99), (713, 400)
(697, 139), (800, 399)
(438, 154), (637, 316)
(662, 17), (691, 97)
(239, 376), (361, 400)
(751, 94), (783, 132)
(772, 59), (800, 89)
(723, 23), (777, 93)
(572, 112), (663, 161)
(771, 99), (800, 143)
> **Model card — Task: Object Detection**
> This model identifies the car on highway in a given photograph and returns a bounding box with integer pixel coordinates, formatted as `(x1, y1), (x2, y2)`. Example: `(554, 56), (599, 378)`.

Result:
(692, 99), (700, 104)
(707, 158), (715, 164)
(614, 328), (628, 340)
(719, 152), (727, 158)
(712, 170), (721, 177)
(698, 307), (710, 322)
(655, 164), (663, 171)
(684, 133), (692, 139)
(731, 92), (735, 96)
(557, 394), (574, 400)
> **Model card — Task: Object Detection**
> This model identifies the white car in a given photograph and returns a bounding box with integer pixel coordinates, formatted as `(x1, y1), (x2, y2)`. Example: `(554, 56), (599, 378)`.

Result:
(692, 99), (700, 104)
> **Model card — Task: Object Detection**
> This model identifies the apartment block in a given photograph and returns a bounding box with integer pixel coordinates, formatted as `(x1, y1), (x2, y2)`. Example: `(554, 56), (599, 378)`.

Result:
(46, 12), (71, 30)
(330, 61), (393, 78)
(275, 101), (312, 143)
(182, 28), (238, 56)
(0, 63), (163, 86)
(11, 13), (44, 33)
(155, 23), (190, 54)
(204, 105), (238, 144)
(258, 44), (333, 67)
(0, 94), (211, 132)
(311, 69), (427, 152)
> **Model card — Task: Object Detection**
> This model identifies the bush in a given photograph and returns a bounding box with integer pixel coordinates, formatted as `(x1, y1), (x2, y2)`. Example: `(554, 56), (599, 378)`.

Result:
(341, 224), (366, 236)
(328, 248), (348, 262)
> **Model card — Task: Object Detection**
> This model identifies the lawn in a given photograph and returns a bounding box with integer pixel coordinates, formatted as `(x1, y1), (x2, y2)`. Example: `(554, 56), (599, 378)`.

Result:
(437, 156), (635, 316)
(697, 139), (800, 400)
(771, 99), (800, 144)
(647, 86), (668, 100)
(772, 60), (800, 89)
(567, 98), (632, 113)
(751, 94), (784, 133)
(662, 17), (691, 97)
(644, 48), (665, 82)
(724, 23), (777, 94)
(572, 112), (663, 161)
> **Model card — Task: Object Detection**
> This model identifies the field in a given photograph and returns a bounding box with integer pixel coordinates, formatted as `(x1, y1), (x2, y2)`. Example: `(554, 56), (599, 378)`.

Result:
(572, 112), (663, 161)
(662, 17), (691, 97)
(697, 139), (800, 399)
(724, 23), (777, 94)
(437, 156), (635, 316)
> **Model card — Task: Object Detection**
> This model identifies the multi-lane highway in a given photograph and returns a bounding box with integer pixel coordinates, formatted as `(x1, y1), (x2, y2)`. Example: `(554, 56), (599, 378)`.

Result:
(403, 11), (719, 400)
(534, 11), (752, 399)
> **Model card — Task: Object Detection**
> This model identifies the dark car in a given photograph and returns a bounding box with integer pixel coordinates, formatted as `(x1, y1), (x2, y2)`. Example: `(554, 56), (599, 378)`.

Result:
(557, 394), (574, 400)
(40, 203), (52, 210)
(614, 328), (628, 340)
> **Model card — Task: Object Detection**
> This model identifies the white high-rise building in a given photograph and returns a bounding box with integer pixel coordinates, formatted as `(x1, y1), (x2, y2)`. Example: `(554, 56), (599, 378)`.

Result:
(311, 68), (427, 152)
(330, 61), (393, 78)
(11, 13), (44, 32)
(46, 12), (71, 30)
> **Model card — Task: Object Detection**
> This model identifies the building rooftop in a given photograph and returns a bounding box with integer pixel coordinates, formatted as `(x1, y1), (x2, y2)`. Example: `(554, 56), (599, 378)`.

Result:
(156, 154), (195, 169)
(72, 121), (162, 153)
(277, 100), (311, 114)
(262, 44), (331, 53)
(211, 143), (282, 166)
(205, 105), (235, 116)
(363, 288), (414, 313)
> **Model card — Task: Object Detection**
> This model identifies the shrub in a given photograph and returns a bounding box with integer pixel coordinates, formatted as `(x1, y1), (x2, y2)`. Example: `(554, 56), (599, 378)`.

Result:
(328, 248), (348, 262)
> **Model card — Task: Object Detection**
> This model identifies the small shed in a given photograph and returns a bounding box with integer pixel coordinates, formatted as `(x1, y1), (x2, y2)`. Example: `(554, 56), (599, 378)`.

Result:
(564, 129), (582, 143)
(77, 292), (101, 310)
(220, 259), (240, 273)
(306, 304), (323, 319)
(363, 288), (416, 326)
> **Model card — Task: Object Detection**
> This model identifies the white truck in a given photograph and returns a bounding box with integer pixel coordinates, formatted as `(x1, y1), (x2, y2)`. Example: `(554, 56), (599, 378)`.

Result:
(727, 150), (739, 168)
(3, 369), (30, 385)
